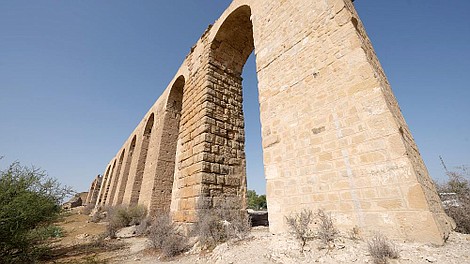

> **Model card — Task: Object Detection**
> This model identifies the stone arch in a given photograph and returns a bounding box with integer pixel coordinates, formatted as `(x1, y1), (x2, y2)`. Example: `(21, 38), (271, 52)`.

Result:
(97, 164), (111, 205)
(102, 159), (117, 205)
(130, 114), (155, 205)
(106, 149), (125, 205)
(114, 135), (137, 205)
(210, 5), (254, 75)
(147, 76), (185, 215)
(170, 5), (256, 222)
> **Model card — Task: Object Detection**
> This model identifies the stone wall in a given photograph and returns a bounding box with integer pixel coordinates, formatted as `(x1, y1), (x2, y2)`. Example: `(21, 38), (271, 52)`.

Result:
(85, 175), (102, 206)
(89, 0), (452, 244)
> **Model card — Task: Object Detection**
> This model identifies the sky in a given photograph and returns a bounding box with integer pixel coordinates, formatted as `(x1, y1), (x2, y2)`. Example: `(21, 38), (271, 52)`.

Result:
(0, 0), (469, 195)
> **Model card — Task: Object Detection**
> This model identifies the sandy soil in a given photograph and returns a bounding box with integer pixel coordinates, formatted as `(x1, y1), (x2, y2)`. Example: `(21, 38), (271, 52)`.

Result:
(46, 207), (470, 264)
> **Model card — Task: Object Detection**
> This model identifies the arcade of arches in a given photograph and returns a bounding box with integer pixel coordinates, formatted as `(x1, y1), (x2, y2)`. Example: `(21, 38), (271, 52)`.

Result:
(85, 0), (453, 244)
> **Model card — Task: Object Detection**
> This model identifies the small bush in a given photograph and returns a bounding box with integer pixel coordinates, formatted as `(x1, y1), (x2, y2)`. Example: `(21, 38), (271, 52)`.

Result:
(285, 209), (314, 252)
(148, 214), (174, 248)
(105, 205), (147, 238)
(161, 234), (186, 258)
(135, 216), (151, 236)
(367, 233), (399, 264)
(315, 209), (338, 247)
(194, 195), (251, 248)
(148, 214), (186, 258)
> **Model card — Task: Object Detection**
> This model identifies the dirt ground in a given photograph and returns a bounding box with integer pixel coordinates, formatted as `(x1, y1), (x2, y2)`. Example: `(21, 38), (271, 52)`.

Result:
(45, 207), (470, 264)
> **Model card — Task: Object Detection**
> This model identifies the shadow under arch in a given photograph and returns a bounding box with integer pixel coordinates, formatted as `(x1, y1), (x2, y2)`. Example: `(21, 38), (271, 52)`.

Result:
(107, 149), (126, 205)
(130, 113), (155, 205)
(97, 164), (112, 205)
(102, 159), (116, 205)
(116, 135), (137, 205)
(211, 5), (254, 76)
(148, 75), (185, 215)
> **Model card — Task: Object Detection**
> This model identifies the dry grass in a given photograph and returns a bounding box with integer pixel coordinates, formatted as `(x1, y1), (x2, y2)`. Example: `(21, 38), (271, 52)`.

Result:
(367, 233), (399, 264)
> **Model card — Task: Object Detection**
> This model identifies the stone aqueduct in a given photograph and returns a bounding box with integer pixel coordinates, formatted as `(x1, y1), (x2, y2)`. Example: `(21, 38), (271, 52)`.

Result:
(86, 0), (453, 244)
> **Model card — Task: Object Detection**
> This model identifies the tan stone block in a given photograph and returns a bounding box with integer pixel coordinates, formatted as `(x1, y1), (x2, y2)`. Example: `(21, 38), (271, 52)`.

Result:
(360, 188), (378, 199)
(376, 199), (405, 210)
(333, 180), (350, 190)
(327, 192), (340, 202)
(319, 152), (333, 161)
(340, 190), (352, 200)
(404, 184), (429, 210)
(339, 202), (354, 211)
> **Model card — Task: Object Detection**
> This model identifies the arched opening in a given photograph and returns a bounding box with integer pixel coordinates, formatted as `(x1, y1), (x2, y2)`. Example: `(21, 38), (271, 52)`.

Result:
(107, 149), (125, 205)
(103, 160), (116, 205)
(149, 76), (184, 214)
(116, 136), (136, 205)
(130, 113), (155, 205)
(98, 165), (111, 205)
(203, 5), (267, 223)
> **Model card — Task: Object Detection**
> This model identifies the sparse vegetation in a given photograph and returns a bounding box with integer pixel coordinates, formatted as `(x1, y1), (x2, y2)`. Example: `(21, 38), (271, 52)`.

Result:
(367, 233), (399, 264)
(148, 214), (187, 258)
(105, 205), (147, 238)
(286, 208), (339, 252)
(315, 209), (338, 248)
(81, 203), (95, 215)
(436, 165), (470, 234)
(285, 209), (314, 252)
(194, 195), (251, 248)
(0, 161), (74, 263)
(348, 225), (361, 241)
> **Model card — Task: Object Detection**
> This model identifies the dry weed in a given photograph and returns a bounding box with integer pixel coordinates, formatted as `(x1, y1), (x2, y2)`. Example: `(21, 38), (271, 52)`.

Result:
(285, 209), (314, 252)
(367, 232), (399, 264)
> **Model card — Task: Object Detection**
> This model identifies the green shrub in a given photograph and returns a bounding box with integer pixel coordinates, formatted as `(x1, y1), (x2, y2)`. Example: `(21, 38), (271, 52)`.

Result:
(0, 161), (73, 263)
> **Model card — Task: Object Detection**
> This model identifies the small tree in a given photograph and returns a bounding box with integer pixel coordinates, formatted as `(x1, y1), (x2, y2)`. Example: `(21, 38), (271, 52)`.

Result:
(436, 166), (470, 234)
(0, 161), (74, 263)
(247, 190), (267, 210)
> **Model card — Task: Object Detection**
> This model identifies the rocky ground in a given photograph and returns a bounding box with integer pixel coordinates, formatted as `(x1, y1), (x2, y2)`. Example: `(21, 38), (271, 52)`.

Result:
(45, 207), (470, 264)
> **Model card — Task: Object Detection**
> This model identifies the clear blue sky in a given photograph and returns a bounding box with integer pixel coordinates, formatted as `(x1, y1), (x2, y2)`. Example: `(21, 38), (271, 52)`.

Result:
(1, 1), (469, 195)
